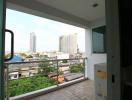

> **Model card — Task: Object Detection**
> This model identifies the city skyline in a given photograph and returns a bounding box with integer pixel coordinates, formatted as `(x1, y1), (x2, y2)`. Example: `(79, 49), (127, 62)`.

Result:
(5, 9), (85, 53)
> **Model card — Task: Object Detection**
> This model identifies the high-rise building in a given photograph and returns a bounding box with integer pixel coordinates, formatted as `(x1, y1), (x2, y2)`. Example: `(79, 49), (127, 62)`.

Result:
(59, 33), (77, 54)
(30, 33), (36, 52)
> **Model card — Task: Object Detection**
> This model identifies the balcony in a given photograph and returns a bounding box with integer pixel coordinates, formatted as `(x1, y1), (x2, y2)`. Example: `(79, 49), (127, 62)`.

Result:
(5, 58), (89, 100)
(31, 80), (94, 100)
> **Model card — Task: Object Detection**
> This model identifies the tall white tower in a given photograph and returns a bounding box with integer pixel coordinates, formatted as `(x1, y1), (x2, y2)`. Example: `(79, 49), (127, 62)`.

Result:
(30, 33), (36, 52)
(59, 33), (77, 54)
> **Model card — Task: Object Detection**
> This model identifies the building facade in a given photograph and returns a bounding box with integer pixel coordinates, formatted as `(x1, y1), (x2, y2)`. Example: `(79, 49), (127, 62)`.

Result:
(30, 33), (36, 52)
(59, 33), (77, 54)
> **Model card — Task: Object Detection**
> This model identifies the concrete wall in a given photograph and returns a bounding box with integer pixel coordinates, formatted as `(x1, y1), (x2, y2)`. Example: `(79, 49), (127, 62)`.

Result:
(85, 18), (107, 80)
(7, 1), (90, 28)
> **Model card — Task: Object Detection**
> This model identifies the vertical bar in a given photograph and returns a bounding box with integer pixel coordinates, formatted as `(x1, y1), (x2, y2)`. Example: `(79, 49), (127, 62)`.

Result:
(83, 58), (85, 78)
(6, 64), (9, 100)
(56, 59), (59, 86)
(4, 65), (7, 100)
(0, 0), (6, 99)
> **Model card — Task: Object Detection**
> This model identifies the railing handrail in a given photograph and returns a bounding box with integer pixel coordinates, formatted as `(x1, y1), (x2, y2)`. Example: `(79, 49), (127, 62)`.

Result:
(5, 57), (87, 98)
(5, 57), (87, 65)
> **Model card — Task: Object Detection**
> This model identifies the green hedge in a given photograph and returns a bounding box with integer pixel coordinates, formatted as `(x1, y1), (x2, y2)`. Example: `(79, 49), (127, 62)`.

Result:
(70, 64), (84, 73)
(9, 75), (56, 97)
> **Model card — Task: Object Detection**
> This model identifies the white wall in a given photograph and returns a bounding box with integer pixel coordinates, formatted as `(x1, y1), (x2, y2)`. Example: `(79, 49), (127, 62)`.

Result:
(85, 18), (107, 80)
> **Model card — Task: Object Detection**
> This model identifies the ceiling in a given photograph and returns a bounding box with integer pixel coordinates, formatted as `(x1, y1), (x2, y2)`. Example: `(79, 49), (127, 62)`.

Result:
(7, 0), (105, 27)
(36, 0), (105, 21)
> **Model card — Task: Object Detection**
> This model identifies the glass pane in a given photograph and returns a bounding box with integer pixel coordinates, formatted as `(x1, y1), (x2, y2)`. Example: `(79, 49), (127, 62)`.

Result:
(92, 26), (106, 53)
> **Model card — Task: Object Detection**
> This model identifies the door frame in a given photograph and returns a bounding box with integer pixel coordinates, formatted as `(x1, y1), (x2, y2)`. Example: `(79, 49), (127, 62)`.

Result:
(0, 0), (122, 100)
(106, 0), (121, 100)
(0, 0), (6, 99)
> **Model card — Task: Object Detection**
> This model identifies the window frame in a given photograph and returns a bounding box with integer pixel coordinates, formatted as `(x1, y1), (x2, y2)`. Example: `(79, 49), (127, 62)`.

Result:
(92, 25), (106, 54)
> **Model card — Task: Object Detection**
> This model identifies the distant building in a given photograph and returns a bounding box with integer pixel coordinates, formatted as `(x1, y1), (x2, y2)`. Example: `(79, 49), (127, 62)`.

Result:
(57, 53), (69, 59)
(30, 33), (36, 52)
(8, 63), (39, 80)
(59, 33), (77, 54)
(9, 55), (23, 62)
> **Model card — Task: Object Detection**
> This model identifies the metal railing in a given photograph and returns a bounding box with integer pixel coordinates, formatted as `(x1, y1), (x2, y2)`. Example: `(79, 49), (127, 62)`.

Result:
(4, 58), (87, 99)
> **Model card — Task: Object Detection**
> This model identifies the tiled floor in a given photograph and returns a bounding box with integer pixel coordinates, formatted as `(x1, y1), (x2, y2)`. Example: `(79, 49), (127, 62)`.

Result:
(31, 80), (94, 100)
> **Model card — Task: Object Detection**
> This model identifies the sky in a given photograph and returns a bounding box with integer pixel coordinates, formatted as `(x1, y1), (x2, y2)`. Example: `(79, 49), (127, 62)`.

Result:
(5, 9), (85, 53)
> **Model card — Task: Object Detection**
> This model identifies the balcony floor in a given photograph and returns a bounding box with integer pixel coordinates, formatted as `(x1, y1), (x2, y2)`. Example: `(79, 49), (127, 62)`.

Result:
(30, 80), (94, 100)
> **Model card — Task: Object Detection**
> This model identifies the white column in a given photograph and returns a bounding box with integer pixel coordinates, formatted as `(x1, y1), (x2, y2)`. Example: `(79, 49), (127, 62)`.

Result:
(85, 28), (92, 79)
(85, 28), (107, 80)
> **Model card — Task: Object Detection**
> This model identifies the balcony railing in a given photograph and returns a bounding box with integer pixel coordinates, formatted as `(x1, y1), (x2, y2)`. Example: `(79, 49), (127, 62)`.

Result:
(4, 58), (87, 99)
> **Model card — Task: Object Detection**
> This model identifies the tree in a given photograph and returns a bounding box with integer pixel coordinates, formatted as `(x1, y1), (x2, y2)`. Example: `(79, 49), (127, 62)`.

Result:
(38, 58), (58, 76)
(5, 53), (11, 59)
(19, 53), (27, 58)
(70, 64), (84, 73)
(40, 55), (49, 59)
(26, 55), (33, 58)
(62, 59), (68, 63)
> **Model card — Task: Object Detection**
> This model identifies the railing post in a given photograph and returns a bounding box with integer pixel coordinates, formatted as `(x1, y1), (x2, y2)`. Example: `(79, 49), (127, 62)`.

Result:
(83, 58), (86, 78)
(56, 59), (59, 86)
(7, 64), (9, 100)
(4, 64), (9, 100)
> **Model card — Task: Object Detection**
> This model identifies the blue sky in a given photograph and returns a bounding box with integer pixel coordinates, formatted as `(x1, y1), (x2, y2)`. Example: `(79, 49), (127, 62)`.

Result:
(5, 9), (85, 53)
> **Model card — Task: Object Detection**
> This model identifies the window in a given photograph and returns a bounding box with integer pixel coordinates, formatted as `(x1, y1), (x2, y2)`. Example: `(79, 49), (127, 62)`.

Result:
(92, 26), (106, 53)
(14, 74), (18, 78)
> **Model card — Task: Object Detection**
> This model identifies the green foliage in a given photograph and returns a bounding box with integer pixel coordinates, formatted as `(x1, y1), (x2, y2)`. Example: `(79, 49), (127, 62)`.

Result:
(19, 53), (27, 58)
(58, 70), (64, 75)
(70, 64), (84, 73)
(5, 53), (11, 59)
(39, 61), (51, 76)
(62, 59), (68, 63)
(26, 55), (33, 58)
(9, 75), (56, 97)
(39, 60), (57, 76)
(38, 59), (59, 76)
(39, 55), (49, 60)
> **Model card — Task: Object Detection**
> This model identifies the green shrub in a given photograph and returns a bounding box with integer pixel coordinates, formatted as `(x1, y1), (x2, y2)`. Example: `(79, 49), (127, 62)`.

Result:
(38, 59), (58, 76)
(9, 75), (56, 97)
(62, 59), (68, 63)
(70, 64), (84, 73)
(58, 70), (64, 75)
